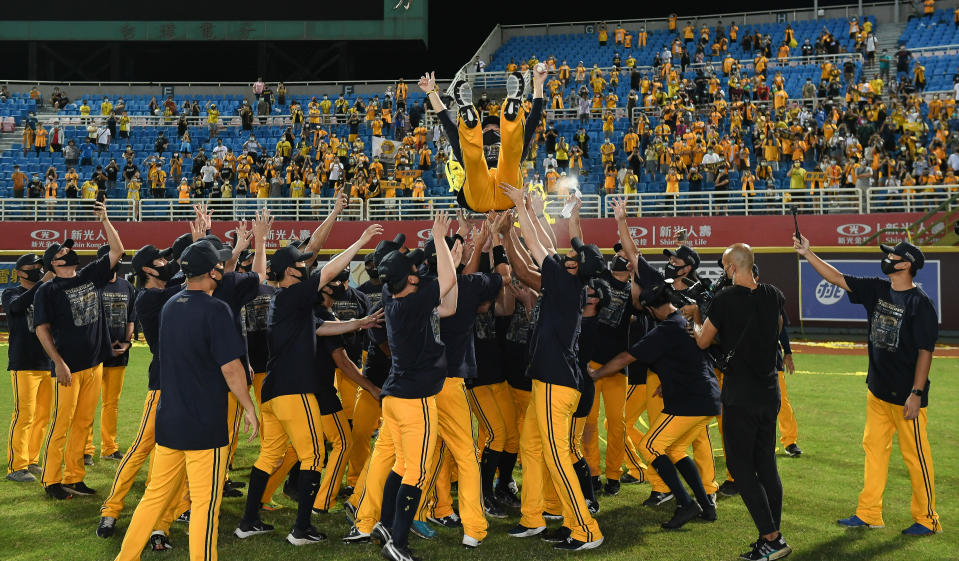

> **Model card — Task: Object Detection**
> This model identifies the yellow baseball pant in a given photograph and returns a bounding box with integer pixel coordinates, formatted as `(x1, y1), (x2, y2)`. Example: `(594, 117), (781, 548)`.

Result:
(856, 390), (940, 532)
(347, 386), (382, 487)
(584, 365), (627, 481)
(114, 445), (228, 561)
(458, 103), (526, 211)
(640, 373), (669, 493)
(354, 420), (396, 534)
(381, 395), (438, 489)
(510, 386), (531, 444)
(86, 365), (126, 457)
(7, 370), (53, 473)
(254, 394), (324, 475)
(467, 384), (506, 452)
(777, 370), (798, 446)
(42, 364), (102, 486)
(101, 390), (160, 519)
(519, 380), (602, 543)
(623, 383), (650, 482)
(640, 414), (713, 464)
(314, 410), (352, 511)
(335, 369), (359, 421)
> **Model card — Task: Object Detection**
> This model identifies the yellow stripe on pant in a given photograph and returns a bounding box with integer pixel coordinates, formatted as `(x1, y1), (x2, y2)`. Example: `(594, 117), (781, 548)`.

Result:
(314, 409), (352, 511)
(347, 386), (382, 487)
(777, 370), (799, 446)
(254, 394), (324, 475)
(856, 390), (940, 532)
(457, 102), (526, 212)
(114, 445), (229, 561)
(416, 377), (487, 541)
(584, 365), (627, 481)
(467, 384), (506, 452)
(519, 380), (601, 543)
(101, 390), (160, 519)
(42, 364), (102, 486)
(86, 365), (126, 457)
(642, 373), (670, 493)
(7, 370), (53, 473)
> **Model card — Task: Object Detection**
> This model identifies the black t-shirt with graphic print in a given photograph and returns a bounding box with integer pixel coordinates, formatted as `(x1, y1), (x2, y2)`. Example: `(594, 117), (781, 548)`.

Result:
(314, 307), (347, 415)
(844, 275), (937, 407)
(33, 256), (113, 373)
(2, 283), (49, 371)
(100, 276), (137, 368)
(242, 284), (276, 375)
(591, 269), (635, 365)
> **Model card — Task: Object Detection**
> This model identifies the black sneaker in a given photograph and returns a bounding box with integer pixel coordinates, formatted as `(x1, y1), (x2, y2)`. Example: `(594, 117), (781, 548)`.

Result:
(223, 484), (243, 498)
(382, 539), (421, 561)
(45, 483), (72, 500)
(621, 472), (644, 484)
(553, 535), (604, 551)
(642, 491), (674, 507)
(62, 481), (96, 496)
(662, 501), (704, 529)
(506, 524), (545, 538)
(372, 521), (393, 544)
(587, 498), (601, 514)
(541, 526), (571, 544)
(149, 532), (173, 551)
(495, 487), (521, 508)
(426, 513), (462, 528)
(343, 525), (371, 544)
(506, 71), (527, 100)
(785, 444), (803, 458)
(339, 485), (354, 499)
(234, 519), (274, 539)
(604, 479), (621, 496)
(96, 516), (116, 538)
(452, 80), (473, 108)
(344, 501), (358, 524)
(101, 451), (124, 461)
(718, 480), (739, 497)
(591, 476), (602, 492)
(83, 454), (94, 466)
(176, 510), (190, 523)
(739, 535), (792, 560)
(287, 525), (326, 546)
(226, 479), (246, 489)
(484, 498), (507, 519)
(700, 494), (718, 522)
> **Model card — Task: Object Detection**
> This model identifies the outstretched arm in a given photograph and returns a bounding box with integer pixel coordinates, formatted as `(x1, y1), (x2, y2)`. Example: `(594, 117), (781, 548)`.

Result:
(93, 201), (125, 268)
(304, 191), (349, 266)
(793, 234), (849, 292)
(501, 183), (548, 265)
(319, 224), (383, 287)
(611, 196), (639, 264)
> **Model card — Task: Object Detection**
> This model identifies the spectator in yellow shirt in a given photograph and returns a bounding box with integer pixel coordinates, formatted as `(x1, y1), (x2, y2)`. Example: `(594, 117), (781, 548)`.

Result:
(665, 167), (681, 193)
(127, 174), (142, 201)
(411, 178), (426, 198)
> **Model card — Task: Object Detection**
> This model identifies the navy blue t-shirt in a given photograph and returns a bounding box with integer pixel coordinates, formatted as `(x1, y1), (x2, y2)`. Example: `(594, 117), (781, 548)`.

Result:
(575, 315), (599, 418)
(2, 283), (49, 371)
(33, 256), (113, 373)
(628, 310), (720, 416)
(242, 284), (276, 375)
(363, 301), (390, 388)
(100, 277), (137, 368)
(471, 308), (505, 387)
(358, 280), (384, 310)
(381, 279), (447, 399)
(213, 271), (261, 376)
(262, 274), (323, 403)
(626, 312), (653, 386)
(844, 275), (937, 407)
(441, 272), (503, 379)
(135, 283), (184, 390)
(527, 255), (585, 390)
(314, 307), (347, 415)
(155, 290), (246, 450)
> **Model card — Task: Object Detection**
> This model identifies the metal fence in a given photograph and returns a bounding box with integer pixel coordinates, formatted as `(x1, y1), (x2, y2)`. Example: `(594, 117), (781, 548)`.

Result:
(136, 197), (365, 222)
(866, 186), (959, 213)
(605, 188), (863, 217)
(0, 198), (136, 221)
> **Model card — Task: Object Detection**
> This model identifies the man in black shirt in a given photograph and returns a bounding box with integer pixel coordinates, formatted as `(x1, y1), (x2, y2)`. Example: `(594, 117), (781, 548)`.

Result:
(34, 202), (124, 500)
(693, 243), (790, 561)
(795, 237), (940, 536)
(327, 267), (370, 425)
(85, 245), (136, 463)
(4, 254), (54, 483)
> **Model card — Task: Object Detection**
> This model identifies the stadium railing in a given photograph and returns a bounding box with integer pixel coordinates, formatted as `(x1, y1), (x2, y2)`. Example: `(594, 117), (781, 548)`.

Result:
(136, 196), (365, 222)
(605, 188), (864, 217)
(0, 198), (136, 221)
(366, 194), (603, 220)
(865, 186), (959, 213)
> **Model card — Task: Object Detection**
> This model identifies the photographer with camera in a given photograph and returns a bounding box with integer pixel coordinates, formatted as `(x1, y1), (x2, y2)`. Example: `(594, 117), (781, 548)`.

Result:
(591, 255), (719, 531)
(691, 243), (791, 561)
(794, 236), (940, 536)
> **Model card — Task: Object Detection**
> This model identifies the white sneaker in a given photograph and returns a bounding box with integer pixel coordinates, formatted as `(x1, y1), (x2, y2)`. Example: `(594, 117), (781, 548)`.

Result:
(462, 534), (482, 548)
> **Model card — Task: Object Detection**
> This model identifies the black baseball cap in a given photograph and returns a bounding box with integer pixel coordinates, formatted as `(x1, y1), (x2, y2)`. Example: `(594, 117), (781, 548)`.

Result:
(373, 234), (407, 267)
(880, 241), (924, 270)
(42, 238), (75, 269)
(96, 244), (118, 261)
(571, 237), (604, 280)
(663, 245), (701, 269)
(199, 234), (225, 250)
(180, 241), (232, 277)
(378, 248), (425, 289)
(170, 233), (194, 261)
(424, 236), (455, 265)
(237, 249), (253, 264)
(270, 245), (314, 279)
(15, 253), (41, 270)
(613, 242), (624, 253)
(131, 244), (173, 273)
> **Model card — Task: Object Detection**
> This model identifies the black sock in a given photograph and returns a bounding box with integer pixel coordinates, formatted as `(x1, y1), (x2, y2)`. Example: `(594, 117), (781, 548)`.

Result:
(651, 455), (692, 506)
(285, 461), (301, 492)
(242, 467), (270, 523)
(294, 469), (322, 530)
(391, 483), (422, 548)
(495, 452), (517, 492)
(380, 470), (403, 528)
(572, 458), (597, 505)
(480, 448), (501, 501)
(674, 456), (710, 507)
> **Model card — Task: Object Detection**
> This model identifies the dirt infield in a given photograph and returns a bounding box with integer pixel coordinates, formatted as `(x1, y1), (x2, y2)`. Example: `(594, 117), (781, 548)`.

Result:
(791, 341), (959, 357)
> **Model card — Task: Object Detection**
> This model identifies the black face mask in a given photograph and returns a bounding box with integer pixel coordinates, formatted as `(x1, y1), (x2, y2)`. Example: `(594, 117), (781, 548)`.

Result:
(366, 265), (378, 279)
(291, 266), (308, 281)
(880, 257), (900, 275)
(238, 263), (253, 273)
(150, 261), (179, 283)
(664, 263), (681, 279)
(611, 256), (629, 272)
(483, 130), (501, 147)
(330, 283), (347, 298)
(59, 250), (80, 267)
(212, 267), (225, 290)
(23, 268), (43, 283)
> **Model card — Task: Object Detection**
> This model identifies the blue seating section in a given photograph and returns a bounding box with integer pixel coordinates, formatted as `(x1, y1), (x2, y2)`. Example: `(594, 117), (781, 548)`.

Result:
(900, 10), (959, 48)
(0, 93), (39, 125)
(911, 53), (958, 91)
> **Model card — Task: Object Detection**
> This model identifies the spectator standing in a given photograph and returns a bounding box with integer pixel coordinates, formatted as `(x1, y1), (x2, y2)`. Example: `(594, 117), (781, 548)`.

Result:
(253, 77), (265, 101)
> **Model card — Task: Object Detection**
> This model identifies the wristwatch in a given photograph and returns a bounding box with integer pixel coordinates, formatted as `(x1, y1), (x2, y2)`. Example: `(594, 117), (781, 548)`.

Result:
(910, 388), (924, 397)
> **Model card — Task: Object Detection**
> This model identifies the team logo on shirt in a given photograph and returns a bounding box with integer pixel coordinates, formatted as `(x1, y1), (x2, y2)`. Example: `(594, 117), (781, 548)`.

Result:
(870, 299), (904, 352)
(65, 282), (100, 327)
(597, 282), (629, 327)
(102, 291), (129, 331)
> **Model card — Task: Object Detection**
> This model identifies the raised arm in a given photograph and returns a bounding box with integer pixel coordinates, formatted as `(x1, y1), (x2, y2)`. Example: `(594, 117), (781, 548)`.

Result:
(250, 209), (273, 283)
(528, 195), (558, 252)
(433, 213), (458, 298)
(793, 234), (849, 292)
(93, 201), (124, 268)
(505, 223), (542, 292)
(319, 224), (383, 287)
(501, 183), (549, 265)
(611, 196), (640, 263)
(566, 193), (584, 242)
(303, 190), (349, 265)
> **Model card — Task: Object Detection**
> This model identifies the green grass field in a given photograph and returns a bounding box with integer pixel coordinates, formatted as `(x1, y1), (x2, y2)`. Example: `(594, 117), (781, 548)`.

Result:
(0, 345), (956, 560)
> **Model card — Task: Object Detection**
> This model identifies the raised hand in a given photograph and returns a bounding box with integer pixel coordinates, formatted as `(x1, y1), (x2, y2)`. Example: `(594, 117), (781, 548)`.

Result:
(612, 196), (627, 221)
(450, 239), (464, 265)
(498, 182), (525, 205)
(360, 223), (384, 244)
(334, 190), (349, 214)
(792, 234), (810, 256)
(93, 201), (108, 222)
(417, 72), (436, 93)
(252, 209), (273, 241)
(529, 192), (546, 216)
(432, 211), (452, 239)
